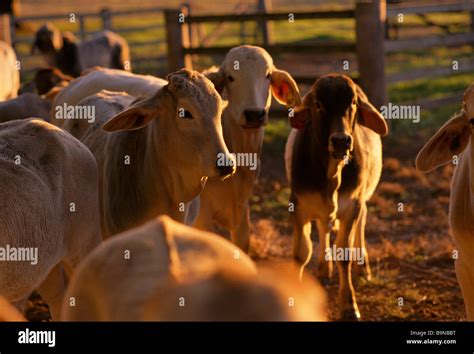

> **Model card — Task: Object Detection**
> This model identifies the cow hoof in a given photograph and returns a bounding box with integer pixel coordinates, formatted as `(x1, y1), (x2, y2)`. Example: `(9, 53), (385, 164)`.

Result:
(340, 309), (361, 321)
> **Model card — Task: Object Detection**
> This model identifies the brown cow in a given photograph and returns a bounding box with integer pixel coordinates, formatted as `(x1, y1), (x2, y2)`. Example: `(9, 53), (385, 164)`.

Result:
(285, 74), (388, 320)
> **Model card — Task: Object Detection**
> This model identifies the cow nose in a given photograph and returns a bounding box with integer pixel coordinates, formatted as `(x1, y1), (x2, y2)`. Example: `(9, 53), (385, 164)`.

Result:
(244, 110), (266, 125)
(216, 160), (236, 178)
(330, 134), (352, 150)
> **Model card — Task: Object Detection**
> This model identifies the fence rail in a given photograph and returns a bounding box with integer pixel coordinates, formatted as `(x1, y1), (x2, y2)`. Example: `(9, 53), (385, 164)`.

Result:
(6, 1), (474, 110)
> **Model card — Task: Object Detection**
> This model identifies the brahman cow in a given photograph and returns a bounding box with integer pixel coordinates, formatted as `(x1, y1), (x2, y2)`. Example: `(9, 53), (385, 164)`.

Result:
(416, 83), (474, 321)
(0, 119), (101, 319)
(32, 23), (130, 77)
(0, 40), (19, 101)
(51, 67), (166, 131)
(77, 69), (235, 238)
(195, 45), (301, 252)
(285, 74), (388, 320)
(0, 93), (51, 123)
(62, 215), (327, 321)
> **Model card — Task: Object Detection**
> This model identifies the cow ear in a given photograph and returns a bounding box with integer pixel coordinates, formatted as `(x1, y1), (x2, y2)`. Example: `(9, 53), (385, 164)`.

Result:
(355, 84), (388, 136)
(103, 94), (159, 132)
(415, 113), (470, 173)
(289, 106), (311, 130)
(46, 25), (64, 52)
(270, 69), (301, 107)
(204, 67), (226, 95)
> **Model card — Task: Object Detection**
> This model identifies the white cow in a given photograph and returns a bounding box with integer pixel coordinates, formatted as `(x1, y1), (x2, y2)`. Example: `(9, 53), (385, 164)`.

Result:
(62, 215), (327, 321)
(0, 119), (101, 319)
(416, 83), (474, 320)
(52, 67), (166, 130)
(75, 69), (235, 238)
(195, 45), (301, 252)
(0, 41), (19, 101)
(32, 23), (130, 77)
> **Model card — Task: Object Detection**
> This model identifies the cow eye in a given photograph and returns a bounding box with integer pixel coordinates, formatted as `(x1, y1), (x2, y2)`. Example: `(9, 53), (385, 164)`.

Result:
(182, 110), (193, 119)
(266, 72), (271, 79)
(314, 101), (321, 109)
(228, 75), (234, 82)
(469, 118), (474, 126)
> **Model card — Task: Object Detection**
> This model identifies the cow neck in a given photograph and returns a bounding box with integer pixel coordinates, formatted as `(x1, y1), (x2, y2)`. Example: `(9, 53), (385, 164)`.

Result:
(308, 121), (344, 219)
(145, 122), (203, 218)
(222, 109), (265, 156)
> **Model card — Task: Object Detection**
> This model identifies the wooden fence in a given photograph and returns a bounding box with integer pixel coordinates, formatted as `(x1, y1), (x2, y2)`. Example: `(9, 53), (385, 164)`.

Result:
(10, 7), (170, 76)
(6, 1), (474, 110)
(385, 1), (474, 108)
(165, 0), (474, 109)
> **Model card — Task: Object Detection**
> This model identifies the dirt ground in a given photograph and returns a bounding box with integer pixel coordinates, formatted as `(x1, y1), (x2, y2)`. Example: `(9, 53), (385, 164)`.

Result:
(26, 122), (466, 322)
(248, 126), (466, 321)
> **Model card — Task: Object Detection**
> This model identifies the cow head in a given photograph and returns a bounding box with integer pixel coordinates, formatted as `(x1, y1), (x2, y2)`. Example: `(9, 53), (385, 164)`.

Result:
(102, 69), (235, 181)
(31, 23), (63, 58)
(205, 45), (301, 130)
(416, 83), (474, 173)
(290, 74), (388, 161)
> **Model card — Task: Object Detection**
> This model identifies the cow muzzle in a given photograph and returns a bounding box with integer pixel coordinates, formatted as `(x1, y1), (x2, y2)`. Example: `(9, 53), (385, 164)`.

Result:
(329, 133), (353, 160)
(215, 153), (237, 180)
(242, 109), (267, 129)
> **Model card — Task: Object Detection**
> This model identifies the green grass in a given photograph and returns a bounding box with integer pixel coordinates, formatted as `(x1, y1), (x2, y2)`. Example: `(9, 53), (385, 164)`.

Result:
(15, 4), (473, 135)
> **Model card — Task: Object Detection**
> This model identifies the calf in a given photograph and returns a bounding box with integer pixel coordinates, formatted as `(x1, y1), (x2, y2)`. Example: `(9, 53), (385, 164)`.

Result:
(285, 74), (388, 320)
(0, 41), (19, 101)
(416, 84), (474, 320)
(77, 69), (235, 238)
(32, 23), (130, 77)
(195, 45), (301, 251)
(0, 119), (101, 319)
(62, 215), (327, 321)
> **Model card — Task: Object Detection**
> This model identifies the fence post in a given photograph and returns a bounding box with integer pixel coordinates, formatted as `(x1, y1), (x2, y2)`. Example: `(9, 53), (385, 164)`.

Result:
(470, 10), (474, 36)
(78, 15), (86, 40)
(100, 8), (112, 31)
(258, 0), (273, 46)
(0, 14), (12, 45)
(164, 8), (192, 73)
(355, 0), (387, 109)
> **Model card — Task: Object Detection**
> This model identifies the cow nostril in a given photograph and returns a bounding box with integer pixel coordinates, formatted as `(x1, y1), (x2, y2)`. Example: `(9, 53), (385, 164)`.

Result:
(217, 165), (234, 177)
(331, 135), (352, 148)
(244, 110), (267, 124)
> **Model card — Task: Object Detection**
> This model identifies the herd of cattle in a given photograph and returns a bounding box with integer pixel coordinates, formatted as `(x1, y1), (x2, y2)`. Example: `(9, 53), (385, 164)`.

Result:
(0, 23), (472, 322)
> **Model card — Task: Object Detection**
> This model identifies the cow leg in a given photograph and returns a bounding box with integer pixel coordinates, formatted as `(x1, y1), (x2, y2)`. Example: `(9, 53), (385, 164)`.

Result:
(316, 219), (333, 281)
(37, 263), (69, 320)
(231, 203), (250, 253)
(292, 207), (312, 280)
(455, 254), (474, 320)
(336, 203), (361, 320)
(353, 204), (372, 281)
